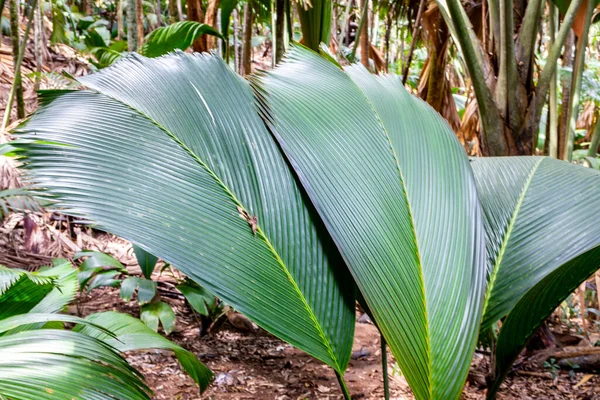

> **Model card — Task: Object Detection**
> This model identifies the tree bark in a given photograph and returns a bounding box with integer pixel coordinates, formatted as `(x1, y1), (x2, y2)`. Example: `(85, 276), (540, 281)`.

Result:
(9, 0), (24, 119)
(275, 0), (285, 63)
(204, 0), (221, 50)
(359, 0), (369, 69)
(233, 7), (239, 73)
(136, 0), (144, 49)
(156, 0), (162, 26)
(127, 0), (137, 50)
(117, 0), (125, 40)
(34, 0), (43, 90)
(187, 0), (207, 52)
(558, 30), (575, 160)
(241, 1), (254, 75)
(402, 0), (425, 85)
(169, 0), (178, 23)
(563, 0), (594, 160)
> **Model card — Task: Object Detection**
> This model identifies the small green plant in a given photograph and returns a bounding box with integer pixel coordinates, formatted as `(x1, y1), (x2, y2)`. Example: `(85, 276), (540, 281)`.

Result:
(76, 247), (222, 335)
(543, 358), (560, 379)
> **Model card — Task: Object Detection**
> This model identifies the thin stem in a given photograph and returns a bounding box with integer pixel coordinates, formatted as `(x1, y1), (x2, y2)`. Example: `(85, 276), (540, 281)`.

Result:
(337, 0), (352, 52)
(564, 0), (594, 161)
(548, 2), (558, 158)
(588, 111), (600, 157)
(516, 0), (543, 73)
(349, 0), (368, 62)
(381, 334), (390, 400)
(531, 0), (583, 127)
(401, 0), (425, 85)
(444, 0), (505, 155)
(2, 0), (38, 131)
(335, 370), (352, 400)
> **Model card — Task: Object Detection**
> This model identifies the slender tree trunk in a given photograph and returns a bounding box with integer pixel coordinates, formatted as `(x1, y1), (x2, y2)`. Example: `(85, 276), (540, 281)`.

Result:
(156, 0), (162, 26)
(548, 3), (558, 158)
(9, 0), (24, 119)
(383, 13), (391, 68)
(558, 30), (575, 160)
(81, 0), (90, 15)
(402, 0), (425, 85)
(359, 0), (369, 69)
(233, 7), (239, 73)
(587, 110), (600, 157)
(275, 0), (284, 63)
(136, 0), (144, 49)
(241, 1), (253, 75)
(127, 0), (138, 50)
(187, 0), (206, 52)
(117, 0), (125, 39)
(204, 0), (221, 49)
(564, 0), (594, 161)
(33, 0), (43, 90)
(168, 0), (177, 23)
(177, 0), (183, 21)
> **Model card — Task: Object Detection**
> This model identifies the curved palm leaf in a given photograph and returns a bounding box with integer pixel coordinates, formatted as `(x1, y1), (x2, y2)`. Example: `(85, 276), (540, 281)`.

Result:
(140, 21), (224, 57)
(253, 46), (485, 399)
(79, 311), (213, 391)
(15, 52), (355, 379)
(0, 188), (43, 219)
(488, 245), (600, 398)
(470, 157), (600, 330)
(0, 328), (151, 400)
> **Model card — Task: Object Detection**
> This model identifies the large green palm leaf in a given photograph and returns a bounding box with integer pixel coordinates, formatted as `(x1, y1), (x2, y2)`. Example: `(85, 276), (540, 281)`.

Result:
(253, 47), (485, 400)
(470, 157), (600, 330)
(16, 52), (355, 377)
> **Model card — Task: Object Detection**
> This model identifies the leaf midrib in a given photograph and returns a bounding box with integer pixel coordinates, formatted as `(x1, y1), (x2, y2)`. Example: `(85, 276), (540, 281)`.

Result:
(349, 73), (431, 397)
(81, 88), (343, 372)
(481, 157), (545, 324)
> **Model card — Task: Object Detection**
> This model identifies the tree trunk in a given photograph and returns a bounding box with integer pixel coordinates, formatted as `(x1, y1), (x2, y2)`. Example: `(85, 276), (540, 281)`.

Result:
(563, 0), (594, 160)
(359, 0), (369, 69)
(187, 0), (207, 52)
(117, 0), (125, 40)
(275, 0), (285, 63)
(205, 0), (221, 50)
(241, 2), (253, 75)
(177, 0), (183, 21)
(156, 0), (162, 26)
(136, 0), (144, 49)
(9, 0), (24, 119)
(233, 7), (239, 73)
(127, 0), (137, 50)
(558, 30), (575, 160)
(34, 0), (43, 90)
(169, 0), (177, 23)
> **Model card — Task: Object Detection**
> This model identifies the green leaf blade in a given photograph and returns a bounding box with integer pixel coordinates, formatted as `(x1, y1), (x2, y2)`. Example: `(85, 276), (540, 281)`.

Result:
(17, 52), (354, 374)
(472, 157), (600, 329)
(254, 47), (485, 399)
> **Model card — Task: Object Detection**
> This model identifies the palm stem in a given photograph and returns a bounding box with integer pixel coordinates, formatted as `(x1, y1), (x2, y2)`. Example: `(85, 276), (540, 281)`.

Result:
(548, 2), (558, 158)
(349, 0), (368, 62)
(564, 0), (594, 161)
(531, 0), (583, 130)
(444, 0), (505, 154)
(335, 370), (352, 400)
(587, 110), (600, 157)
(401, 0), (425, 85)
(381, 333), (390, 400)
(2, 0), (38, 131)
